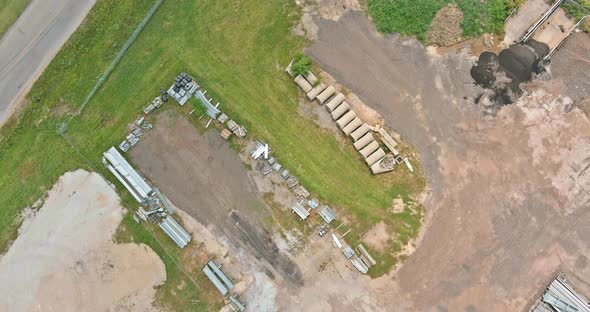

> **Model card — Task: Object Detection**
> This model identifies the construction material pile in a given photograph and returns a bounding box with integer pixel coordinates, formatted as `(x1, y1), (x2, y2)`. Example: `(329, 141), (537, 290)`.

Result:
(167, 72), (199, 105)
(102, 147), (192, 249)
(286, 60), (412, 174)
(531, 274), (590, 312)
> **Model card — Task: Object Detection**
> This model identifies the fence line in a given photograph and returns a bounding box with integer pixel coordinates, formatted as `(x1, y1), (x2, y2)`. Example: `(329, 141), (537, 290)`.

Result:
(60, 0), (164, 134)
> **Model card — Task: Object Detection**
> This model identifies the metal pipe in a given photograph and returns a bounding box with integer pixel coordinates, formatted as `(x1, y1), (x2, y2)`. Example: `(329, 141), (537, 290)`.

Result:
(544, 15), (588, 61)
(521, 0), (565, 43)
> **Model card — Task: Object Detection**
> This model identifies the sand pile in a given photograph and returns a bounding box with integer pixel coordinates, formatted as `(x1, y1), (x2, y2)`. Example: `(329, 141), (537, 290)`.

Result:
(425, 4), (464, 47)
(0, 170), (166, 312)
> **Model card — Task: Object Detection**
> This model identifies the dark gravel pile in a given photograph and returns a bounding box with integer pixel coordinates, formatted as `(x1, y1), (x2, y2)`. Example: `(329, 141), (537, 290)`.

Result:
(471, 39), (549, 107)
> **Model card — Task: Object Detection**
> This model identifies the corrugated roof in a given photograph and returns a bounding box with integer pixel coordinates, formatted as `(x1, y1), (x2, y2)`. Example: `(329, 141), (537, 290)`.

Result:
(319, 206), (336, 224)
(208, 261), (234, 291)
(103, 147), (152, 202)
(202, 265), (228, 296)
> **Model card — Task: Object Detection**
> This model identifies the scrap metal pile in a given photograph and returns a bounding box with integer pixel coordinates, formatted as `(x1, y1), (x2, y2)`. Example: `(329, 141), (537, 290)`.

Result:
(168, 72), (247, 139)
(119, 98), (162, 152)
(531, 274), (590, 312)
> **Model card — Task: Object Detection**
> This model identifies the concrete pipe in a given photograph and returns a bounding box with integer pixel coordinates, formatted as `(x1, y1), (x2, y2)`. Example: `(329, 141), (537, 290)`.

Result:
(325, 93), (345, 112)
(336, 110), (356, 129)
(354, 132), (374, 150)
(330, 101), (350, 120)
(350, 124), (370, 141)
(294, 75), (313, 93)
(306, 83), (326, 100)
(342, 117), (362, 135)
(304, 71), (318, 85)
(359, 141), (379, 158)
(365, 148), (386, 166)
(316, 86), (336, 105)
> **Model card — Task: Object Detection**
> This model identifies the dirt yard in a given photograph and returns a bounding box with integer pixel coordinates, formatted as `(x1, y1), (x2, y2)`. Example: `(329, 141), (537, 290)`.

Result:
(129, 113), (303, 288)
(130, 112), (408, 311)
(0, 170), (165, 312)
(308, 10), (590, 312)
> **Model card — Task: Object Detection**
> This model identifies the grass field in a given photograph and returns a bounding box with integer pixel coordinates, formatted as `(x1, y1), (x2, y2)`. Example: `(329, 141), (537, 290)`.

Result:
(0, 0), (424, 307)
(367, 0), (517, 41)
(0, 0), (31, 39)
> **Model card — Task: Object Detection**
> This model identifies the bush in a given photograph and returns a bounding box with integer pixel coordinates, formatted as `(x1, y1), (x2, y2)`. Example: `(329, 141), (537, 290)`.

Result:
(368, 0), (450, 41)
(291, 52), (312, 76)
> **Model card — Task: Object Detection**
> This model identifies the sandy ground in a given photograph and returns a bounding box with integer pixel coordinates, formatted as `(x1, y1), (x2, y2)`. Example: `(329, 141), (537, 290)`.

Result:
(0, 0), (96, 126)
(0, 170), (165, 312)
(308, 10), (590, 312)
(503, 0), (550, 45)
(550, 32), (590, 115)
(532, 8), (576, 51)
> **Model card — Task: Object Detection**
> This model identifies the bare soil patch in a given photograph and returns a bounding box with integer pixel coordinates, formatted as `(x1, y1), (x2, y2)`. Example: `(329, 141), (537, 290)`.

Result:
(0, 170), (165, 311)
(130, 112), (303, 286)
(550, 32), (590, 116)
(362, 221), (390, 252)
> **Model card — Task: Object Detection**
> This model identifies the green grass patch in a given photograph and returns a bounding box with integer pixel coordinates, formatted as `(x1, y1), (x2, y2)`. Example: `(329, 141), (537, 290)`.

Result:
(456, 0), (507, 37)
(367, 0), (450, 41)
(367, 0), (514, 41)
(563, 0), (590, 32)
(0, 0), (31, 39)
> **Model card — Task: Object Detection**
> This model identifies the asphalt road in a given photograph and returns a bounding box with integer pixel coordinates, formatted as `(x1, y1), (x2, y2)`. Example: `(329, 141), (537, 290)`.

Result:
(0, 0), (96, 126)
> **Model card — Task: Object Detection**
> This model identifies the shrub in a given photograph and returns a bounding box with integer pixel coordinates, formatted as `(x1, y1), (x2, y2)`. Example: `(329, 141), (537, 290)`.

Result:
(291, 52), (312, 76)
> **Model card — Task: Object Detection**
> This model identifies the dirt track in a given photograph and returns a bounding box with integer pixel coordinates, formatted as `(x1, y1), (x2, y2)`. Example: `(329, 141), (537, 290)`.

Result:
(309, 11), (590, 312)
